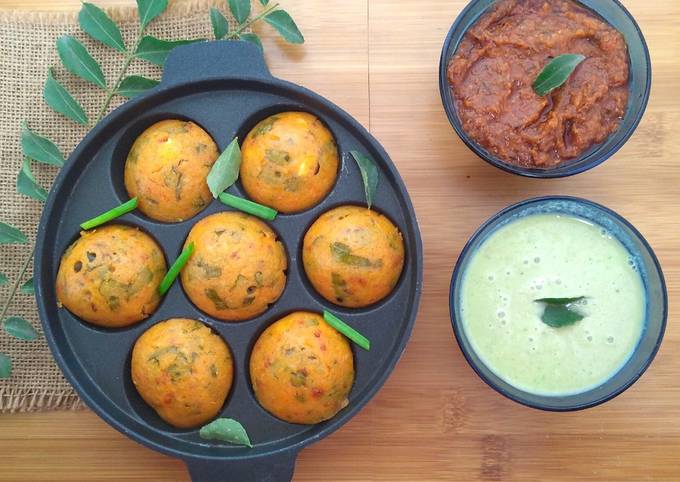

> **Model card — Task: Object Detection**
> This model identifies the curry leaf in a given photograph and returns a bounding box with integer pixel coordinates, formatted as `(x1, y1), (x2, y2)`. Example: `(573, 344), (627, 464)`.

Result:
(199, 418), (252, 447)
(79, 3), (126, 52)
(21, 122), (64, 167)
(0, 273), (7, 285)
(3, 316), (38, 341)
(240, 33), (263, 50)
(20, 278), (34, 294)
(56, 35), (107, 89)
(264, 10), (304, 44)
(116, 75), (160, 98)
(137, 0), (169, 30)
(17, 159), (48, 202)
(44, 68), (89, 125)
(259, 0), (270, 5)
(135, 36), (203, 66)
(349, 151), (379, 209)
(0, 353), (11, 379)
(533, 54), (585, 96)
(535, 296), (585, 305)
(228, 0), (251, 24)
(210, 7), (230, 39)
(0, 222), (27, 244)
(207, 138), (241, 198)
(535, 297), (586, 328)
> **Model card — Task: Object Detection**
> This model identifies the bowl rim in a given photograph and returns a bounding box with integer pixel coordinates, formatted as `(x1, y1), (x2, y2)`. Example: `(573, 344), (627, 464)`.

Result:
(448, 195), (668, 411)
(438, 0), (653, 178)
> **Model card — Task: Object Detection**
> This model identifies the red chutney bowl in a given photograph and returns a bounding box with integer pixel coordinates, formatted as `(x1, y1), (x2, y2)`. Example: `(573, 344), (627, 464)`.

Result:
(438, 0), (651, 178)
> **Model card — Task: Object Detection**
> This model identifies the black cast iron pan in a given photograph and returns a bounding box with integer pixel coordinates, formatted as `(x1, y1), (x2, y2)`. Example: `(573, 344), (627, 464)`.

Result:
(34, 40), (422, 481)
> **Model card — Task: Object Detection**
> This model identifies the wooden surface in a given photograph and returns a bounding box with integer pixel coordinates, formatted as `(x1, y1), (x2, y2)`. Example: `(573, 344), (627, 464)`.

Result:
(1, 0), (679, 480)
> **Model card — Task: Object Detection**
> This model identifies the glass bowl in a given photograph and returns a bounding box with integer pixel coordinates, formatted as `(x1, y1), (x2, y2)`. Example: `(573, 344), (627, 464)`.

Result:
(449, 196), (667, 410)
(438, 0), (652, 178)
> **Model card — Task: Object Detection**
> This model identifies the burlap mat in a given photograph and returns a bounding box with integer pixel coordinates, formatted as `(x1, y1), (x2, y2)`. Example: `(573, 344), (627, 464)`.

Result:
(0, 0), (238, 412)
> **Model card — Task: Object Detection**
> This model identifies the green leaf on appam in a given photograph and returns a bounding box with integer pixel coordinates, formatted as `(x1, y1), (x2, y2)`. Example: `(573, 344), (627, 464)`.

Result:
(44, 68), (89, 125)
(207, 138), (241, 198)
(199, 418), (252, 447)
(79, 2), (126, 52)
(0, 273), (7, 285)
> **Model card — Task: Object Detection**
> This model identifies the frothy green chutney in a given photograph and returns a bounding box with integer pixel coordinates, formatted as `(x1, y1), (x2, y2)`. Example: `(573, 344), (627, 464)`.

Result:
(460, 213), (645, 396)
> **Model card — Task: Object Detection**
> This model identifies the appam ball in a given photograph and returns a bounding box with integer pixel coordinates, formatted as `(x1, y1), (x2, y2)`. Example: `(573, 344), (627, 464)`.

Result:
(240, 112), (339, 213)
(180, 212), (287, 321)
(55, 225), (166, 328)
(250, 311), (354, 424)
(124, 119), (219, 222)
(303, 205), (405, 308)
(131, 318), (233, 428)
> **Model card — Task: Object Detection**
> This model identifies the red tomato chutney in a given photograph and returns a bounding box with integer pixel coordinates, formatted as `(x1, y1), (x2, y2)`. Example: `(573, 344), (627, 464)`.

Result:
(447, 0), (630, 168)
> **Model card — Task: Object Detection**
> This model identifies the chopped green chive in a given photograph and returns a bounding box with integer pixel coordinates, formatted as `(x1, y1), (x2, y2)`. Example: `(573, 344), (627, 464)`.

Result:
(80, 197), (138, 230)
(159, 242), (195, 296)
(323, 310), (370, 351)
(218, 192), (277, 221)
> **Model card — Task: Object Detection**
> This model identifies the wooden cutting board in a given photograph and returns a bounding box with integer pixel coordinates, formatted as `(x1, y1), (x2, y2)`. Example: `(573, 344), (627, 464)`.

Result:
(0, 0), (678, 480)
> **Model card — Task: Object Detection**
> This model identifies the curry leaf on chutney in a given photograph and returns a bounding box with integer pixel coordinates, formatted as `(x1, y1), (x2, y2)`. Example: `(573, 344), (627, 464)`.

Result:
(533, 54), (585, 96)
(535, 296), (586, 328)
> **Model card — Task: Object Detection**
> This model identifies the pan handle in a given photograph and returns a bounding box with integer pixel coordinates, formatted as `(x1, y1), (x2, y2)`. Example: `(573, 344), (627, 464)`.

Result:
(162, 40), (272, 85)
(185, 451), (297, 482)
